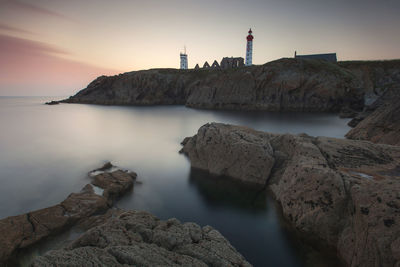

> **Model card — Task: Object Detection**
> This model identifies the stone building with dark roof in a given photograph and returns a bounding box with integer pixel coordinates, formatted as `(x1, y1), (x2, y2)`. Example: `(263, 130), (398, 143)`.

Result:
(294, 51), (337, 62)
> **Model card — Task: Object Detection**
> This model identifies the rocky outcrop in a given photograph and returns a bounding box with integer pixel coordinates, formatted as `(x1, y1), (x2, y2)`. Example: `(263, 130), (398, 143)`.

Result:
(59, 58), (400, 112)
(180, 125), (275, 185)
(181, 123), (400, 267)
(89, 163), (137, 205)
(45, 101), (59, 105)
(346, 87), (400, 145)
(0, 162), (136, 265)
(32, 210), (251, 267)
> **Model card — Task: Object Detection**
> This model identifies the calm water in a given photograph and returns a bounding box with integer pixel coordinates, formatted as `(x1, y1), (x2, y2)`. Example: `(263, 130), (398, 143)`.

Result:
(0, 97), (350, 266)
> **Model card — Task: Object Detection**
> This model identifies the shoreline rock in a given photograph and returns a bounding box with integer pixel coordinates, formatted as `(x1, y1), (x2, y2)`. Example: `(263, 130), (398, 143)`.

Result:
(45, 101), (59, 105)
(0, 162), (136, 265)
(181, 123), (400, 266)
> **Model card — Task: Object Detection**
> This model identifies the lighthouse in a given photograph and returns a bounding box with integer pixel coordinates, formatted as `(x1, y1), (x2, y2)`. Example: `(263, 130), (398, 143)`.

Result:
(245, 28), (253, 66)
(180, 46), (188, 70)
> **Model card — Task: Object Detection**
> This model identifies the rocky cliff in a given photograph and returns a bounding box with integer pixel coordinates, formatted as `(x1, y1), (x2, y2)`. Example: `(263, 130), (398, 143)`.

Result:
(181, 123), (400, 267)
(345, 86), (400, 145)
(62, 58), (400, 112)
(338, 60), (400, 106)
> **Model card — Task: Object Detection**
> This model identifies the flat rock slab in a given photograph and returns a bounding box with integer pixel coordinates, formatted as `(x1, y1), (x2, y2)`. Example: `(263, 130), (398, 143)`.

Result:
(32, 210), (252, 267)
(91, 170), (137, 203)
(181, 123), (400, 267)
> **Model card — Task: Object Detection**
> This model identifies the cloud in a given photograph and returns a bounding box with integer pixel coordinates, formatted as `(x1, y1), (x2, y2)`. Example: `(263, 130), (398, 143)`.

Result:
(2, 0), (68, 19)
(0, 33), (68, 56)
(0, 34), (121, 96)
(0, 23), (33, 34)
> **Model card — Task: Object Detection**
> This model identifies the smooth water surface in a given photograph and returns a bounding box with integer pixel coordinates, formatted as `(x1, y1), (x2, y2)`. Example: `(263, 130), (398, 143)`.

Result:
(0, 97), (350, 266)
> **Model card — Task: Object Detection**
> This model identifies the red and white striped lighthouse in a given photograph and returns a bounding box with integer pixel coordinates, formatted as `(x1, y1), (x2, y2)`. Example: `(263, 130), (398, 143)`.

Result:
(245, 28), (253, 66)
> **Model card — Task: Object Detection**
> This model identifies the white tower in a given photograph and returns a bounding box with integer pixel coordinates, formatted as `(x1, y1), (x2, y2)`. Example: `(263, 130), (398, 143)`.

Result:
(180, 46), (188, 69)
(245, 28), (254, 66)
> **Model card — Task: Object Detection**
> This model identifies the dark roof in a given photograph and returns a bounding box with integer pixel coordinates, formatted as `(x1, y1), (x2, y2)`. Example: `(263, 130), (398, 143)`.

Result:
(295, 53), (337, 62)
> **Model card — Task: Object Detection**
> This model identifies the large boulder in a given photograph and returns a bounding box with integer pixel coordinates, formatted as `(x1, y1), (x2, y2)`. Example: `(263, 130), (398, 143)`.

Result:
(181, 123), (400, 266)
(32, 211), (252, 267)
(180, 124), (275, 185)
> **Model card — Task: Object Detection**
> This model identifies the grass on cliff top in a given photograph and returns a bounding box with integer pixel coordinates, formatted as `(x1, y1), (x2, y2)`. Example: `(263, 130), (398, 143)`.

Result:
(304, 59), (356, 79)
(264, 58), (356, 80)
(338, 59), (400, 68)
(146, 65), (257, 79)
(119, 58), (400, 81)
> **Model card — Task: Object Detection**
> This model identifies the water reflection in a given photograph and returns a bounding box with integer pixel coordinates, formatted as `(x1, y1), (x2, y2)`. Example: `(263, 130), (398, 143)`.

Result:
(189, 168), (267, 211)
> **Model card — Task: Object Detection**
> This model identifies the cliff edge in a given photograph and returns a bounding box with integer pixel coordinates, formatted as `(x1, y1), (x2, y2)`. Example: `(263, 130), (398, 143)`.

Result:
(63, 58), (400, 112)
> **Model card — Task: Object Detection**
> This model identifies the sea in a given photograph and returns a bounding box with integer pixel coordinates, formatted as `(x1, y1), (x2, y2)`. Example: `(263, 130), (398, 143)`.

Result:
(0, 96), (350, 266)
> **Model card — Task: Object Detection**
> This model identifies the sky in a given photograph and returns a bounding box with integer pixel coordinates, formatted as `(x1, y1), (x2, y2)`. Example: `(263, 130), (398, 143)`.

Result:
(0, 0), (399, 96)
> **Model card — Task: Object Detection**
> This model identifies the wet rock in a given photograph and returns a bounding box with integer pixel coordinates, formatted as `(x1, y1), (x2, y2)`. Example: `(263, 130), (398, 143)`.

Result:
(0, 163), (135, 265)
(89, 162), (137, 203)
(92, 170), (136, 203)
(96, 161), (113, 171)
(61, 184), (109, 218)
(32, 211), (252, 267)
(181, 123), (400, 266)
(0, 184), (107, 264)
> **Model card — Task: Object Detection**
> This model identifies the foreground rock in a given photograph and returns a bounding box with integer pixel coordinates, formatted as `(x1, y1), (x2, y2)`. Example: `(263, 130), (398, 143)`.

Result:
(181, 123), (400, 267)
(32, 210), (251, 267)
(346, 86), (400, 145)
(0, 162), (136, 265)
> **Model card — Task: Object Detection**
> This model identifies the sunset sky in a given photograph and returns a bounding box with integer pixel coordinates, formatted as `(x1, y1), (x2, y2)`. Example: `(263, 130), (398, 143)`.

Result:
(1, 0), (399, 96)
